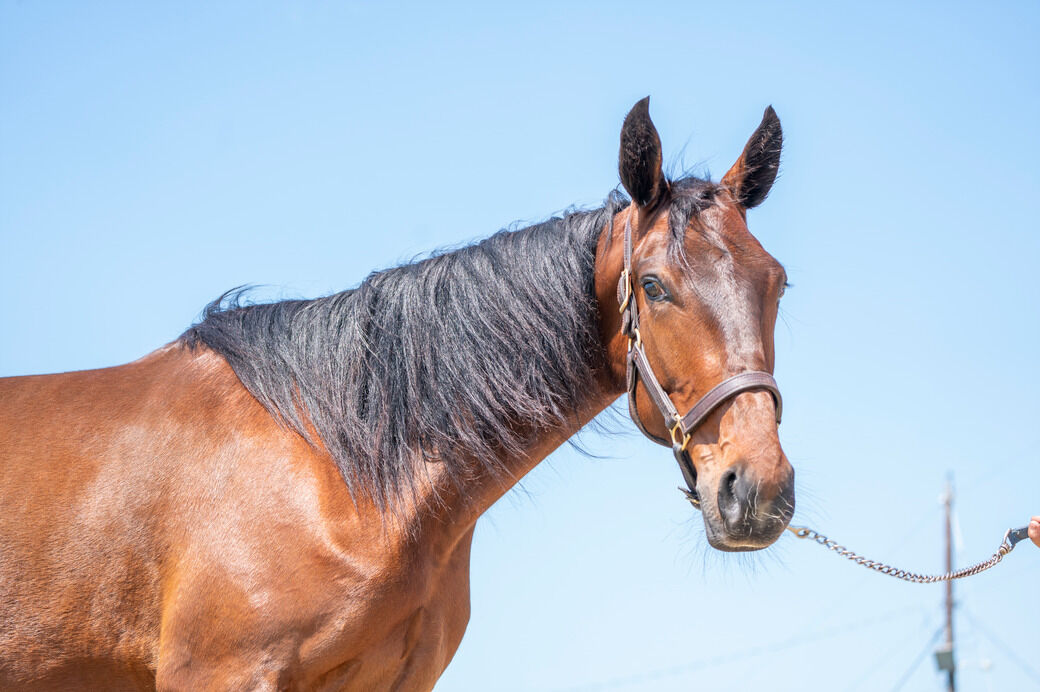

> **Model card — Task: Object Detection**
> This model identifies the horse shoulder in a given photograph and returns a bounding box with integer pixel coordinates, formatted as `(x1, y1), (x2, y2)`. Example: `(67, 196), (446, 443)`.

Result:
(149, 346), (475, 690)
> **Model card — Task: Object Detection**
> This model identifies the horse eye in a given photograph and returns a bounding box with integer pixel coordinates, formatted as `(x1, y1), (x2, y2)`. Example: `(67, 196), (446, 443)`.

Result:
(641, 278), (668, 302)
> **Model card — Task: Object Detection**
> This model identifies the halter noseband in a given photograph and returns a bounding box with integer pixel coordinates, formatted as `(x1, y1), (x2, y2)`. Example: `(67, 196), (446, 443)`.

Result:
(616, 208), (783, 509)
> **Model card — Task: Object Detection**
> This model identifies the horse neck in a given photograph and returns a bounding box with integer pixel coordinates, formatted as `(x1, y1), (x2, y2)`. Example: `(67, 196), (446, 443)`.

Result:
(405, 211), (630, 549)
(404, 384), (617, 552)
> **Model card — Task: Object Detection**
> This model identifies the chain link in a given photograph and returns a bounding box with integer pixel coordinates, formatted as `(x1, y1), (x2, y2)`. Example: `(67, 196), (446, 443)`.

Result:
(786, 525), (1024, 584)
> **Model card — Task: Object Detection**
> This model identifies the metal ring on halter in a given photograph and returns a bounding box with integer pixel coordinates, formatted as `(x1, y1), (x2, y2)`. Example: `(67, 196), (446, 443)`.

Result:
(669, 418), (690, 451)
(627, 328), (641, 352)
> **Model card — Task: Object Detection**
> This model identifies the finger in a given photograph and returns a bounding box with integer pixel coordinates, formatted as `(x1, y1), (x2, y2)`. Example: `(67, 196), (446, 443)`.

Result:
(1029, 517), (1040, 548)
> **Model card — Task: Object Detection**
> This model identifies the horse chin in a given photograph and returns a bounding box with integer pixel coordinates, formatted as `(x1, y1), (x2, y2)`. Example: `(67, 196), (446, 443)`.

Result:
(699, 499), (788, 552)
(703, 522), (782, 552)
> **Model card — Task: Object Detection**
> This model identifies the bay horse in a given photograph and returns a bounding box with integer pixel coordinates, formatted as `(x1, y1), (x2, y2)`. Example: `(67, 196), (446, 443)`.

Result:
(0, 98), (793, 690)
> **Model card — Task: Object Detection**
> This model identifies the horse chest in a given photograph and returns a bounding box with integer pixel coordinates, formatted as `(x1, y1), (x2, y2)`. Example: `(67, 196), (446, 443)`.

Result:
(151, 523), (474, 692)
(286, 531), (475, 691)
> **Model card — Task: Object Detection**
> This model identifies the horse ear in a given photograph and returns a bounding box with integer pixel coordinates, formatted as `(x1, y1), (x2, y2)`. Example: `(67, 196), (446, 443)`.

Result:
(618, 97), (666, 208)
(722, 106), (783, 209)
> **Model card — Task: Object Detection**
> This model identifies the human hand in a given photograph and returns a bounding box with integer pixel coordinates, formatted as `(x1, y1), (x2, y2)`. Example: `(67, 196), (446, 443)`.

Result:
(1030, 516), (1040, 548)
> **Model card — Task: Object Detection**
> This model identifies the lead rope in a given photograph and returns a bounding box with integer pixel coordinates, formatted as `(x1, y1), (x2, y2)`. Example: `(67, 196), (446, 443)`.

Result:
(785, 524), (1031, 583)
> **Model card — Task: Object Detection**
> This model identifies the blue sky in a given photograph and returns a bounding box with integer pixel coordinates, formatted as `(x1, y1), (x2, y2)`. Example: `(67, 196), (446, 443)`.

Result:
(2, 2), (1038, 690)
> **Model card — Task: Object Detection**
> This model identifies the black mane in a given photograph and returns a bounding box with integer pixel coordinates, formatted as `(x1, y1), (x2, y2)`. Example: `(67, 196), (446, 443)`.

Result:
(182, 192), (630, 508)
(181, 179), (718, 509)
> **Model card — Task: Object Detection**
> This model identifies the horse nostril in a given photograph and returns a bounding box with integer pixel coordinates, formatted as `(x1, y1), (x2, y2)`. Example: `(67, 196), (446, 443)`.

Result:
(716, 465), (756, 535)
(718, 468), (741, 517)
(724, 470), (738, 500)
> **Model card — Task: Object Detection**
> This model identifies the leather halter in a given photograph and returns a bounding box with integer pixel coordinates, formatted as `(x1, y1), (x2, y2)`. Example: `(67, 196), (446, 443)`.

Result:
(615, 208), (783, 508)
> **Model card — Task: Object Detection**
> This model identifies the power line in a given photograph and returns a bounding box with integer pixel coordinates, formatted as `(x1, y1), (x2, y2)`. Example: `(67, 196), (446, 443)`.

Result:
(962, 609), (1040, 686)
(554, 606), (919, 692)
(843, 614), (939, 692)
(890, 625), (945, 691)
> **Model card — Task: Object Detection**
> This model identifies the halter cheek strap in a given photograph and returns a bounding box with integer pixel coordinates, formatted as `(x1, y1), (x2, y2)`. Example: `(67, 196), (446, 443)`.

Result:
(616, 209), (782, 508)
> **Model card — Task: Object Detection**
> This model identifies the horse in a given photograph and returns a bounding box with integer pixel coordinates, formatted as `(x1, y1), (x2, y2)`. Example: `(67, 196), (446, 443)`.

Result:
(0, 97), (793, 691)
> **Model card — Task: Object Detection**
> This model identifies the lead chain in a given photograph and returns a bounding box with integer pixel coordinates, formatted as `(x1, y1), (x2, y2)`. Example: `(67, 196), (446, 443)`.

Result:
(786, 525), (1026, 584)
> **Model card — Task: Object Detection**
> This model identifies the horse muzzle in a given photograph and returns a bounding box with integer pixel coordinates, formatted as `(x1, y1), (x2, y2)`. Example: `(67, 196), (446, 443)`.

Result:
(699, 458), (795, 551)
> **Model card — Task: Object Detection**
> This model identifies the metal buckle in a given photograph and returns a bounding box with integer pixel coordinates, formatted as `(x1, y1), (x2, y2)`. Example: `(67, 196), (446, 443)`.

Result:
(618, 269), (632, 314)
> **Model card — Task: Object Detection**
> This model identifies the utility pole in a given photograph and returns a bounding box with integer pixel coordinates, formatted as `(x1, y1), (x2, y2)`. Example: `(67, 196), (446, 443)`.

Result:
(933, 477), (956, 689)
(942, 477), (956, 692)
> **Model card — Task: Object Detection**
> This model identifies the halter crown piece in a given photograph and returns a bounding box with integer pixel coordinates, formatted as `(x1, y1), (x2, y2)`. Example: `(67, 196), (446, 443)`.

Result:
(616, 209), (783, 509)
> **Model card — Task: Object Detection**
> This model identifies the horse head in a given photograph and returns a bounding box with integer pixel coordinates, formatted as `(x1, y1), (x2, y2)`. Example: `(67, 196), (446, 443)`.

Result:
(598, 98), (793, 551)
